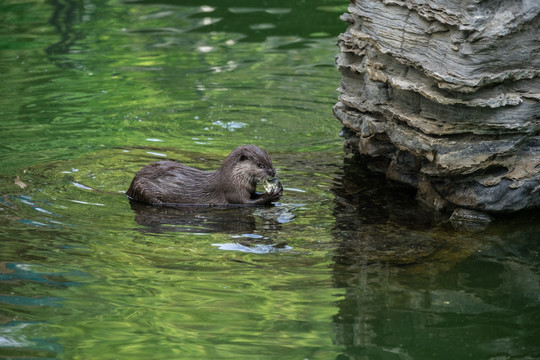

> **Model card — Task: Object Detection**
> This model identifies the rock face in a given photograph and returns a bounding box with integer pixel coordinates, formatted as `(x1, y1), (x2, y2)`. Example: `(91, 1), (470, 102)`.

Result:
(334, 0), (540, 213)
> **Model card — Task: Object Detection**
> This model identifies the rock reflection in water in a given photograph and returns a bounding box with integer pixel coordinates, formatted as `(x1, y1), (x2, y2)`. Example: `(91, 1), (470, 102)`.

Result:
(330, 157), (469, 359)
(329, 156), (540, 359)
(331, 156), (461, 265)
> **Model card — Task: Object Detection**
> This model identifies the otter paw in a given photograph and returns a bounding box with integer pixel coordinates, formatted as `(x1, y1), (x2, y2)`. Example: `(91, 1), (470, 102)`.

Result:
(267, 184), (283, 202)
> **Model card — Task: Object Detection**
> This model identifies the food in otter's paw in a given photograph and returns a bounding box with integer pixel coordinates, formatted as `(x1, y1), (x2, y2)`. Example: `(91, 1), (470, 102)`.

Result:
(263, 178), (281, 193)
(126, 145), (282, 206)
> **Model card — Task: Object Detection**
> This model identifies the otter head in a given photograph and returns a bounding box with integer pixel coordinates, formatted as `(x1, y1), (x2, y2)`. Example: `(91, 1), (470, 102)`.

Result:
(225, 145), (276, 189)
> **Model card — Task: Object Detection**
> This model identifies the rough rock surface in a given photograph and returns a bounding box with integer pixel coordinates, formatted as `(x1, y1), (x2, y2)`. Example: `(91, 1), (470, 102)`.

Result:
(334, 0), (540, 213)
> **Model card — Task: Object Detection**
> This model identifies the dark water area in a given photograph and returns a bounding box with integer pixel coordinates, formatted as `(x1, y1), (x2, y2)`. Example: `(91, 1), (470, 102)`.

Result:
(1, 0), (539, 359)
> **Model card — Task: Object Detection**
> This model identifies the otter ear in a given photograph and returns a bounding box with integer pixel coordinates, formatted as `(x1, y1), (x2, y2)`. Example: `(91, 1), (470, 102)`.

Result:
(239, 154), (248, 162)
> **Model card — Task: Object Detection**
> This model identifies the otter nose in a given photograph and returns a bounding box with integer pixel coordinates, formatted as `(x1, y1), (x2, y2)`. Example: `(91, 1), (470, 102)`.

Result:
(268, 168), (276, 177)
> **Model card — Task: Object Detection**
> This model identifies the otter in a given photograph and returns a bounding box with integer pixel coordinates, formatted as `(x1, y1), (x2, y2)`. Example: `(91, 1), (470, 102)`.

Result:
(126, 145), (282, 206)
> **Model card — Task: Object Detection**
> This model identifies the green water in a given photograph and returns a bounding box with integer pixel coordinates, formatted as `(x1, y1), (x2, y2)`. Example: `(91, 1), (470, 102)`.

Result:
(1, 0), (539, 359)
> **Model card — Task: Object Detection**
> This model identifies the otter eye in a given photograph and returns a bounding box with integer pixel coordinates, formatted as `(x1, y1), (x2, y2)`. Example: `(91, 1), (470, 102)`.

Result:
(258, 164), (264, 169)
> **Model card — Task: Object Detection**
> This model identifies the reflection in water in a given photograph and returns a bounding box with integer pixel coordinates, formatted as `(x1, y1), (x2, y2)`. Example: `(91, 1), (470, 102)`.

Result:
(0, 262), (83, 358)
(141, 0), (345, 43)
(129, 200), (295, 251)
(0, 195), (64, 229)
(330, 156), (540, 360)
(129, 201), (260, 234)
(0, 320), (61, 359)
(331, 156), (457, 266)
(213, 236), (292, 254)
(46, 0), (86, 67)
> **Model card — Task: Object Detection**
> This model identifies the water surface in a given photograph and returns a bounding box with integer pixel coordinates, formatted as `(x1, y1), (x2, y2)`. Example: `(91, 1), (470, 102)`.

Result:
(1, 0), (539, 359)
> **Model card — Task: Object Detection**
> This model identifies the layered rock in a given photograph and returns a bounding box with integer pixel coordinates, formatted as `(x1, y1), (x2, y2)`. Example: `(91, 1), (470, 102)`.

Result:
(334, 0), (540, 213)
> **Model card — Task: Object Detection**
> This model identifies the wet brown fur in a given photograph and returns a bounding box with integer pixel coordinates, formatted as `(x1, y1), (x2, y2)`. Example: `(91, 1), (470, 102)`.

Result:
(126, 145), (282, 206)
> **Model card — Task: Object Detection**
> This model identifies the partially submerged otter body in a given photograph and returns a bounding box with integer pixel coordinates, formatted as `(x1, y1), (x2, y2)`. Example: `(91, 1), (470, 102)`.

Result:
(126, 145), (282, 206)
